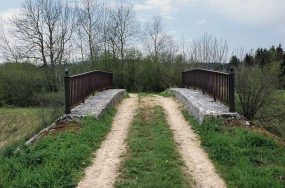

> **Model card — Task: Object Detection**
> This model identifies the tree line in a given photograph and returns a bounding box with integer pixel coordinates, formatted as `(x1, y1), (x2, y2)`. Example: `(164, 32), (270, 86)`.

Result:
(0, 0), (229, 93)
(1, 0), (284, 114)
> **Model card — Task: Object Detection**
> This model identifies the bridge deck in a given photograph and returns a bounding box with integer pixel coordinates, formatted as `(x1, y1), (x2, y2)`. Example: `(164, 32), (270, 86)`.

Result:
(169, 88), (243, 124)
(71, 89), (126, 119)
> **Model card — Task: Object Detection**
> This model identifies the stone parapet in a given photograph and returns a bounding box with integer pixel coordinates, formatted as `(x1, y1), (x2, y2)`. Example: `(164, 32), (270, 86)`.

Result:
(169, 88), (244, 124)
(25, 89), (126, 145)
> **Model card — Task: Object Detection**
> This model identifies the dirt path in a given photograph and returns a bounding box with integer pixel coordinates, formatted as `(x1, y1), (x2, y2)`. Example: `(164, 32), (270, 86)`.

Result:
(153, 95), (227, 188)
(77, 94), (138, 188)
(77, 94), (226, 188)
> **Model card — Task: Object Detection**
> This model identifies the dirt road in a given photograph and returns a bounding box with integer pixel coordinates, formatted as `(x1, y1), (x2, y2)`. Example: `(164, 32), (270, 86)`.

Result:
(77, 94), (138, 188)
(155, 95), (227, 188)
(77, 94), (226, 188)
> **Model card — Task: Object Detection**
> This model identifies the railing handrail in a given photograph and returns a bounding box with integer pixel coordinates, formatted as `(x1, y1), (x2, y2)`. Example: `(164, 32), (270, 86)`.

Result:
(69, 70), (112, 78)
(182, 67), (235, 112)
(183, 68), (229, 76)
(64, 69), (113, 114)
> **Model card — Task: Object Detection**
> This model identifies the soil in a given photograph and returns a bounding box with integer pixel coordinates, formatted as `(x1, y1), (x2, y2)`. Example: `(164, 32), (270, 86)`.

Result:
(42, 121), (82, 136)
(77, 94), (139, 188)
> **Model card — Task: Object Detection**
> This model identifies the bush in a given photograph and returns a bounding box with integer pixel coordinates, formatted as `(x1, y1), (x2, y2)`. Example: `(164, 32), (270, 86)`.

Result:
(0, 63), (44, 106)
(235, 64), (280, 119)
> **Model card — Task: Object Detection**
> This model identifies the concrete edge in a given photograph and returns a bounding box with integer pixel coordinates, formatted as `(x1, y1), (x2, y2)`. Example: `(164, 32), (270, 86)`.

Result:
(169, 88), (245, 124)
(25, 89), (126, 145)
(91, 89), (126, 120)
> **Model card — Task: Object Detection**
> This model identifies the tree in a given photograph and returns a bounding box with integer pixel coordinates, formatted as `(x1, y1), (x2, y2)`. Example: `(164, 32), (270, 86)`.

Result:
(254, 48), (270, 68)
(243, 53), (254, 67)
(0, 18), (22, 63)
(109, 1), (138, 64)
(141, 16), (173, 63)
(77, 0), (102, 65)
(8, 0), (77, 91)
(228, 55), (240, 69)
(10, 0), (77, 67)
(189, 33), (228, 70)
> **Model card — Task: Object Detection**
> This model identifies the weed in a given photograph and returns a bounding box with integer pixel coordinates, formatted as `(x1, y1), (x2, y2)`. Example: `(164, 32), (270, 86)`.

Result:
(126, 93), (130, 98)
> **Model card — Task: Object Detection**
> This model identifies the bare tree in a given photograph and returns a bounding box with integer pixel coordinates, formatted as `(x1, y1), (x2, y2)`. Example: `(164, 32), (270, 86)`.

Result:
(10, 0), (77, 67)
(77, 0), (102, 65)
(142, 16), (173, 63)
(0, 18), (21, 63)
(232, 47), (245, 63)
(109, 1), (138, 64)
(189, 33), (228, 69)
(101, 2), (111, 57)
(7, 0), (77, 92)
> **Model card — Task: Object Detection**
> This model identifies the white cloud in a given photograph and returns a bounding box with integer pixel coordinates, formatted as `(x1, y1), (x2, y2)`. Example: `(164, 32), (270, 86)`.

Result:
(0, 8), (20, 21)
(197, 18), (206, 25)
(169, 30), (178, 35)
(136, 15), (147, 22)
(164, 15), (173, 20)
(204, 0), (285, 26)
(134, 0), (196, 15)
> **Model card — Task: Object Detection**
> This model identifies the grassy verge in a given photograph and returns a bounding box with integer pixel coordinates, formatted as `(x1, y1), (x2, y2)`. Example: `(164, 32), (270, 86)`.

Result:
(0, 106), (63, 149)
(182, 111), (285, 188)
(255, 90), (285, 141)
(0, 107), (115, 187)
(115, 105), (191, 188)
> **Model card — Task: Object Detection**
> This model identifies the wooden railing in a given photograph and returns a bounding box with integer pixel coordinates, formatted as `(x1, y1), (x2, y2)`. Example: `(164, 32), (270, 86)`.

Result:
(182, 67), (235, 112)
(64, 69), (113, 114)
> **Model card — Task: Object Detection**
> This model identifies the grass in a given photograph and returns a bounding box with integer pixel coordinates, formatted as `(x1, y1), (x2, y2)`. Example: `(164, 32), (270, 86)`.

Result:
(115, 105), (191, 188)
(255, 90), (285, 141)
(182, 110), (285, 188)
(0, 106), (63, 149)
(136, 89), (174, 98)
(0, 107), (115, 187)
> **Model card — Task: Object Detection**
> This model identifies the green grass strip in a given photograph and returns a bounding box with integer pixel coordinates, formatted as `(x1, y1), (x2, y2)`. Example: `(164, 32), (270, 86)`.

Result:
(115, 106), (191, 188)
(182, 110), (285, 188)
(0, 108), (116, 188)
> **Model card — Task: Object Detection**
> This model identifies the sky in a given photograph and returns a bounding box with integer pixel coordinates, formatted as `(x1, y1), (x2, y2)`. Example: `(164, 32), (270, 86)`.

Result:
(0, 0), (285, 58)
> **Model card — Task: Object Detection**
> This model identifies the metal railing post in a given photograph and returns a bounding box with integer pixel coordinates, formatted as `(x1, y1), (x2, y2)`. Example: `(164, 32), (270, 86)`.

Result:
(229, 67), (235, 112)
(82, 76), (85, 103)
(82, 91), (85, 103)
(111, 69), (113, 89)
(181, 68), (184, 88)
(93, 84), (95, 96)
(64, 69), (71, 114)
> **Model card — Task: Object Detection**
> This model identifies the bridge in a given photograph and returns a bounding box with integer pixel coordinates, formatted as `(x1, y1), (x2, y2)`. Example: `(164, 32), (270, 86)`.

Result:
(26, 67), (241, 144)
(62, 67), (240, 123)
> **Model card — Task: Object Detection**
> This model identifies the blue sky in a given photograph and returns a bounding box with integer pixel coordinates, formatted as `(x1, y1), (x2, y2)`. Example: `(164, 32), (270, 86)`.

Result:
(1, 0), (284, 57)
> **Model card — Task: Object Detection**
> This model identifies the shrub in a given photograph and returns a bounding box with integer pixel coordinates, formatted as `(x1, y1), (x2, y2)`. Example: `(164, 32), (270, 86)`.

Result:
(0, 63), (44, 106)
(235, 64), (280, 119)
